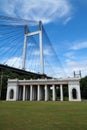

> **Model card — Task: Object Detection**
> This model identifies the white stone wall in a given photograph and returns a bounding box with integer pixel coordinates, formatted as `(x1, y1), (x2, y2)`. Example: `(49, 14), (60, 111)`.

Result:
(68, 81), (81, 101)
(6, 86), (18, 101)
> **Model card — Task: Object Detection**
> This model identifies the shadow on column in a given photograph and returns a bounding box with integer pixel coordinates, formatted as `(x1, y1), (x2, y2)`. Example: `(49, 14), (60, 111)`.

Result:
(18, 86), (23, 101)
(63, 84), (68, 101)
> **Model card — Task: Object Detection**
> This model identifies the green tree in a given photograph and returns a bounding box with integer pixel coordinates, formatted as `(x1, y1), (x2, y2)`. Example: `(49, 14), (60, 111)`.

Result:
(80, 76), (87, 99)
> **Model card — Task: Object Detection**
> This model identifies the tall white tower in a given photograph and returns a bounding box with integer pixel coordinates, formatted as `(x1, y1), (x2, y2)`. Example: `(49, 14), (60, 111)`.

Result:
(22, 21), (44, 74)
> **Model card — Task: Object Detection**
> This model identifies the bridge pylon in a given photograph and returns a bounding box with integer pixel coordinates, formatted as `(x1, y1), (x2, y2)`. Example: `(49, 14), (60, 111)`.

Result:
(22, 21), (44, 74)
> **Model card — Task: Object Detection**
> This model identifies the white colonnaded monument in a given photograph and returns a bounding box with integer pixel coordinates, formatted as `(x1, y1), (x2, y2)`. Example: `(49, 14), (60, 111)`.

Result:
(6, 21), (81, 102)
(6, 78), (81, 101)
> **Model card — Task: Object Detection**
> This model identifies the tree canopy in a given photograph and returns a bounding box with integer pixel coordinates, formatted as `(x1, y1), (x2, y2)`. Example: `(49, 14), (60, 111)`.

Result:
(80, 76), (87, 99)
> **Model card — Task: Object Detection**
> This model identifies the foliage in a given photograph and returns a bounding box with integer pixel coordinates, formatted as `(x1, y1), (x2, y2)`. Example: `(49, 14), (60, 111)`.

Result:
(80, 76), (87, 99)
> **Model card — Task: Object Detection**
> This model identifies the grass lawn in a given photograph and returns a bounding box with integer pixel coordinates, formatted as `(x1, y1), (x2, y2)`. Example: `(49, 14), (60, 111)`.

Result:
(0, 101), (87, 130)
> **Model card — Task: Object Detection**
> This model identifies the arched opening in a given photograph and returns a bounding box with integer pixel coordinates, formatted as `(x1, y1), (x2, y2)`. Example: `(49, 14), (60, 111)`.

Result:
(72, 88), (77, 99)
(10, 89), (14, 99)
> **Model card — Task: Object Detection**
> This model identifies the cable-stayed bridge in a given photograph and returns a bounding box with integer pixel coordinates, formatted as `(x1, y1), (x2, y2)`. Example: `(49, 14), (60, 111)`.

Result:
(0, 16), (83, 78)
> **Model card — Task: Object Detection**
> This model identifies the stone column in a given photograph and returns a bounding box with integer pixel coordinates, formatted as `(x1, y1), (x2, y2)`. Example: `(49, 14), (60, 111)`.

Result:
(77, 84), (81, 101)
(52, 85), (56, 101)
(37, 85), (40, 101)
(23, 85), (26, 101)
(45, 85), (48, 101)
(68, 83), (72, 101)
(30, 85), (33, 101)
(60, 84), (63, 101)
(25, 87), (28, 100)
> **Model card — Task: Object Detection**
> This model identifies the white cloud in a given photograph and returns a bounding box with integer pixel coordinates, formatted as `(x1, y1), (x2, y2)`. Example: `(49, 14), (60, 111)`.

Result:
(65, 59), (79, 73)
(0, 0), (72, 23)
(27, 42), (35, 47)
(63, 17), (72, 25)
(66, 59), (78, 66)
(2, 56), (87, 78)
(32, 48), (54, 56)
(64, 58), (87, 77)
(4, 57), (22, 68)
(64, 52), (75, 59)
(0, 1), (16, 17)
(32, 50), (40, 56)
(44, 48), (54, 56)
(70, 41), (87, 50)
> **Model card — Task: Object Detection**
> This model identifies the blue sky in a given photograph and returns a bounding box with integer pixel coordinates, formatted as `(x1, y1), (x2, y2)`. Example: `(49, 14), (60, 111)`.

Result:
(0, 0), (87, 78)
